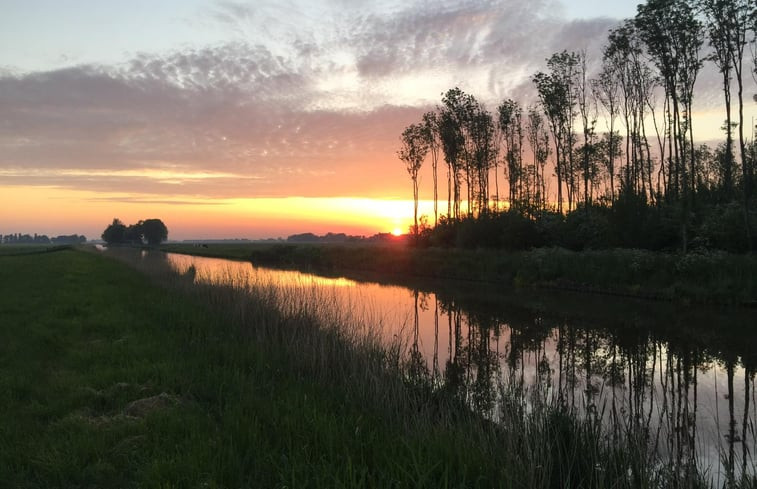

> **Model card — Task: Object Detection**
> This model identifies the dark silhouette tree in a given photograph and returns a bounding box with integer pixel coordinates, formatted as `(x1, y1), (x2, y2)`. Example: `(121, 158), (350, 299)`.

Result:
(534, 51), (580, 213)
(525, 106), (551, 212)
(697, 0), (754, 250)
(142, 219), (169, 245)
(439, 88), (471, 219)
(636, 0), (704, 251)
(605, 22), (657, 202)
(698, 0), (736, 196)
(468, 100), (496, 215)
(125, 221), (144, 244)
(398, 122), (429, 237)
(392, 1), (756, 254)
(498, 99), (523, 210)
(101, 218), (167, 245)
(101, 218), (127, 244)
(593, 57), (621, 203)
(576, 51), (598, 208)
(422, 111), (442, 225)
(439, 109), (462, 220)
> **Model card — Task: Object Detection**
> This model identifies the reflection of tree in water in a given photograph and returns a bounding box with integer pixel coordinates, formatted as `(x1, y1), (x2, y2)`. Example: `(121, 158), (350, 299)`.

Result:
(408, 289), (757, 485)
(406, 289), (428, 384)
(429, 297), (501, 416)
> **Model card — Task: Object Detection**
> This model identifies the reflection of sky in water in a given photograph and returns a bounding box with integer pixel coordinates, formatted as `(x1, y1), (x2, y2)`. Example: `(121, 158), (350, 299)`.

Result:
(163, 251), (755, 485)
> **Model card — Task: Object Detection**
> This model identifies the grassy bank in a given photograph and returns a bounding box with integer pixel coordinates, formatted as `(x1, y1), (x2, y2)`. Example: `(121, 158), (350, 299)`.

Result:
(162, 243), (757, 305)
(0, 248), (497, 488)
(2, 247), (724, 487)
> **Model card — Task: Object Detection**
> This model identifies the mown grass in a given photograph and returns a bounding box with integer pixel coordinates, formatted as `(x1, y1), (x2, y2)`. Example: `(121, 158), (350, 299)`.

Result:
(162, 242), (757, 305)
(3, 247), (736, 488)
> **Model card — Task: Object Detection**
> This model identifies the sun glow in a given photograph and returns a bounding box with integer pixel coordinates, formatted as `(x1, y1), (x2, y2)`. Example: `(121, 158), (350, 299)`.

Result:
(0, 186), (436, 240)
(228, 196), (431, 236)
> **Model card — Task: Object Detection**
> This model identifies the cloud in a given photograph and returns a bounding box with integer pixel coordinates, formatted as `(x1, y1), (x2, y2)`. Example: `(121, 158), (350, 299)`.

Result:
(1, 0), (744, 204)
(347, 0), (619, 98)
(0, 40), (422, 198)
(85, 196), (230, 206)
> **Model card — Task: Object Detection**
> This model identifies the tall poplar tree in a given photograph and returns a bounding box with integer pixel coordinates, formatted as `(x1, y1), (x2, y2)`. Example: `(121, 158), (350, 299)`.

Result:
(398, 123), (429, 237)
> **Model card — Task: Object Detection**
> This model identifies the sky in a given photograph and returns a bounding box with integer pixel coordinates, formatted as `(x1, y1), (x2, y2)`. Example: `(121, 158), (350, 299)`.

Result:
(0, 0), (753, 240)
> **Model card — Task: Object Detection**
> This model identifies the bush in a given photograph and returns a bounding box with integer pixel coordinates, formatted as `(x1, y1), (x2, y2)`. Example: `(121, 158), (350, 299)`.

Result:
(562, 205), (612, 250)
(696, 202), (756, 253)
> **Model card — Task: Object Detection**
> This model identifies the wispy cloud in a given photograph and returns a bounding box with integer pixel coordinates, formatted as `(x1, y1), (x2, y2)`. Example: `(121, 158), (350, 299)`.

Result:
(84, 196), (230, 206)
(0, 0), (733, 202)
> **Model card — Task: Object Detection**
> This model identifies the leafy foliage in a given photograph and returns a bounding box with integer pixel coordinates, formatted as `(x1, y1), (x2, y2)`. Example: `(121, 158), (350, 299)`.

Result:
(101, 218), (168, 245)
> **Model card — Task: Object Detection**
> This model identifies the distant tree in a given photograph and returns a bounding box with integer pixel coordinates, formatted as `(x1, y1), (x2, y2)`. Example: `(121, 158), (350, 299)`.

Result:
(422, 111), (442, 225)
(605, 21), (657, 202)
(142, 219), (168, 246)
(101, 218), (166, 245)
(398, 123), (430, 237)
(698, 0), (737, 196)
(525, 107), (551, 212)
(125, 221), (144, 244)
(533, 51), (580, 213)
(439, 95), (465, 219)
(593, 59), (621, 203)
(636, 0), (704, 251)
(287, 232), (319, 243)
(468, 99), (496, 215)
(703, 0), (755, 204)
(576, 51), (598, 208)
(51, 234), (86, 244)
(498, 99), (523, 209)
(439, 88), (476, 218)
(101, 218), (127, 244)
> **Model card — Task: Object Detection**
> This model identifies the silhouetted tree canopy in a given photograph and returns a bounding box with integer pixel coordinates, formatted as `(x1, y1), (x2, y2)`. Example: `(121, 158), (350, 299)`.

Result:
(101, 219), (128, 244)
(141, 219), (168, 245)
(101, 218), (168, 245)
(396, 0), (757, 254)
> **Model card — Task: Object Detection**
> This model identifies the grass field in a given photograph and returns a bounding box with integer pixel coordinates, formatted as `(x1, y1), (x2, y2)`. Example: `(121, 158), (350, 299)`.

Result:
(0, 248), (511, 488)
(2, 247), (732, 488)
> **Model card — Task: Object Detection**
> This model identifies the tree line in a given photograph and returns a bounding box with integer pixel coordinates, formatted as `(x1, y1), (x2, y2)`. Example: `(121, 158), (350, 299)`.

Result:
(101, 218), (168, 246)
(398, 0), (757, 253)
(1, 233), (86, 245)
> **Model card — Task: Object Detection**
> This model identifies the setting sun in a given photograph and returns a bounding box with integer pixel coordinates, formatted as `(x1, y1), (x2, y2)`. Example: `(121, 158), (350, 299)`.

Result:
(391, 228), (402, 236)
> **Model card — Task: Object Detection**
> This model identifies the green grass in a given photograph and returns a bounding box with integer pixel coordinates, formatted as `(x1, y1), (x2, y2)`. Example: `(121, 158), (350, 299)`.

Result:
(0, 248), (511, 488)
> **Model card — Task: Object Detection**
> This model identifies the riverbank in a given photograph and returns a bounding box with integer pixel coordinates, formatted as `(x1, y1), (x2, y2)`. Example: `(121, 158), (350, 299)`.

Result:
(0, 248), (495, 487)
(161, 243), (757, 306)
(2, 247), (704, 487)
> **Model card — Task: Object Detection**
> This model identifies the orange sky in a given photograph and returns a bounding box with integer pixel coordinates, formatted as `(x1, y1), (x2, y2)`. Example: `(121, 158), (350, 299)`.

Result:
(1, 104), (753, 241)
(0, 186), (436, 240)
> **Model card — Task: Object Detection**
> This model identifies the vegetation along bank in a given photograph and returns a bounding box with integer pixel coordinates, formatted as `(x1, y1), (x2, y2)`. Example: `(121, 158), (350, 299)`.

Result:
(161, 242), (757, 306)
